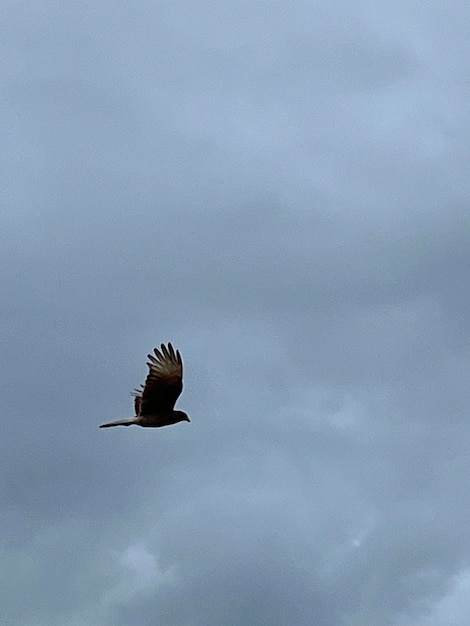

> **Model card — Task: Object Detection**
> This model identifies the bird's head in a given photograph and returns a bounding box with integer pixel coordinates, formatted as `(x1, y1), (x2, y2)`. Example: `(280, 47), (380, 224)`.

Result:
(174, 410), (191, 423)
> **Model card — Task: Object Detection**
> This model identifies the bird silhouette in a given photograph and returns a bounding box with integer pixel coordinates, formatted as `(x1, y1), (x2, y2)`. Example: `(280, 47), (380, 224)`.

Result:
(100, 343), (190, 429)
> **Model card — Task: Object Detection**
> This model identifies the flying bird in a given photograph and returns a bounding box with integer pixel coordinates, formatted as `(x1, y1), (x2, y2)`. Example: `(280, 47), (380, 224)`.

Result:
(100, 343), (190, 429)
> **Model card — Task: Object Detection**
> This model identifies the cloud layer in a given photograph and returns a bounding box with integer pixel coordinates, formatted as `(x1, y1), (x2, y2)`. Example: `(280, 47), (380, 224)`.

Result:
(2, 1), (470, 624)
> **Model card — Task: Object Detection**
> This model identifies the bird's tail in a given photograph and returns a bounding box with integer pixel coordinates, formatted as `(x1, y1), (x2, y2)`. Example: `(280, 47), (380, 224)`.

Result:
(99, 417), (138, 428)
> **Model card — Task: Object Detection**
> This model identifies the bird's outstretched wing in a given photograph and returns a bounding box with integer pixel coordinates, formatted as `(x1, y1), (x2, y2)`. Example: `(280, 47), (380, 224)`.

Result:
(131, 384), (144, 416)
(138, 343), (183, 415)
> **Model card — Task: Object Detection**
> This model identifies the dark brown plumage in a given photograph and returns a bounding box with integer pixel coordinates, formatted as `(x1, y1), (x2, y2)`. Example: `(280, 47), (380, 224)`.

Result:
(99, 343), (190, 429)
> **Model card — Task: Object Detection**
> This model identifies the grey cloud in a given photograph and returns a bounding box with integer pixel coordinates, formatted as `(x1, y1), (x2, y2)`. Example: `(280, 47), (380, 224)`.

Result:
(2, 1), (470, 625)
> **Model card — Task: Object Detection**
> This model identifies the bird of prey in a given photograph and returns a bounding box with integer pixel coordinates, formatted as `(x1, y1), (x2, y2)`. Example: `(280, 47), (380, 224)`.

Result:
(99, 343), (190, 429)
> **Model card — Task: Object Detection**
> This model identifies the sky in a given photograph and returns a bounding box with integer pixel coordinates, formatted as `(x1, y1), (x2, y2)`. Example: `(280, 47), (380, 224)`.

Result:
(2, 1), (470, 625)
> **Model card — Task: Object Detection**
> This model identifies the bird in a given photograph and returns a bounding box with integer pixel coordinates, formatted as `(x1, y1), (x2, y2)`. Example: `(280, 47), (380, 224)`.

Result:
(99, 342), (190, 429)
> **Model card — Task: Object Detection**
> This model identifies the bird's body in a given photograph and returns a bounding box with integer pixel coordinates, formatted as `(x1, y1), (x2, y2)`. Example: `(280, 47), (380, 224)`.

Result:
(99, 343), (190, 429)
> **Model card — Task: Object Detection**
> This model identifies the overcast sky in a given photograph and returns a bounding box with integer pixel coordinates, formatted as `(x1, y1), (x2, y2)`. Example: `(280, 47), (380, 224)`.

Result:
(2, 1), (470, 625)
